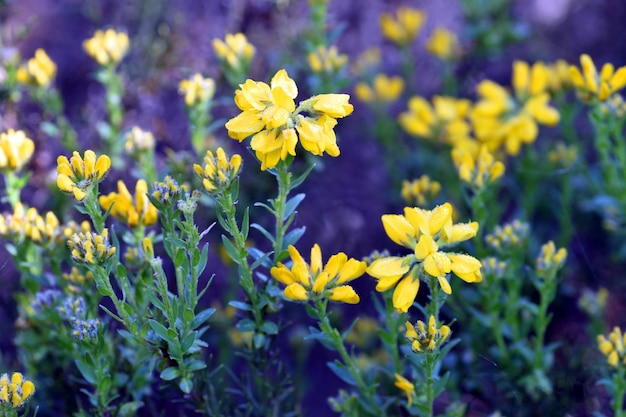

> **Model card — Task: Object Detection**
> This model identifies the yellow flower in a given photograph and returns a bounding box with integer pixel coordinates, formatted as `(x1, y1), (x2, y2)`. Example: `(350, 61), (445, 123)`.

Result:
(405, 315), (451, 352)
(0, 129), (34, 172)
(0, 372), (35, 408)
(270, 244), (366, 304)
(308, 45), (348, 75)
(83, 29), (129, 66)
(56, 150), (111, 201)
(67, 228), (116, 265)
(99, 179), (158, 228)
(546, 59), (572, 94)
(380, 7), (425, 46)
(16, 48), (57, 87)
(569, 54), (626, 102)
(598, 327), (626, 368)
(355, 74), (404, 103)
(367, 203), (482, 312)
(401, 175), (441, 206)
(426, 27), (460, 60)
(193, 147), (242, 193)
(225, 70), (353, 170)
(125, 126), (155, 154)
(213, 33), (255, 69)
(452, 146), (505, 189)
(179, 74), (216, 107)
(393, 373), (414, 407)
(535, 240), (567, 279)
(548, 142), (577, 169)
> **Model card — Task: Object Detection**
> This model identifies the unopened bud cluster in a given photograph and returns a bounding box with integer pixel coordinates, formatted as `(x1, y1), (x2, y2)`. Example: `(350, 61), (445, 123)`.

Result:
(67, 228), (116, 265)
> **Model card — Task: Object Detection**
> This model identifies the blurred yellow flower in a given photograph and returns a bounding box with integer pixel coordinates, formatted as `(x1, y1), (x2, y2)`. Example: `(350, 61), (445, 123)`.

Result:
(452, 146), (505, 189)
(125, 126), (155, 154)
(83, 29), (129, 66)
(57, 150), (111, 201)
(393, 373), (414, 406)
(485, 219), (529, 253)
(351, 47), (381, 76)
(99, 179), (158, 228)
(380, 7), (425, 46)
(598, 327), (626, 367)
(179, 74), (216, 107)
(401, 175), (441, 206)
(308, 45), (348, 75)
(16, 48), (57, 87)
(193, 147), (242, 193)
(535, 240), (567, 279)
(569, 54), (626, 102)
(355, 74), (404, 103)
(271, 244), (366, 304)
(426, 27), (460, 60)
(0, 129), (34, 172)
(545, 59), (572, 94)
(213, 33), (255, 70)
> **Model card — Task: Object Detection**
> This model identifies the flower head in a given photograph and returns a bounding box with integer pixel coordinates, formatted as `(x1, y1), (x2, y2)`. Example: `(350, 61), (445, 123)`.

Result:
(179, 74), (216, 107)
(152, 176), (189, 206)
(83, 29), (129, 66)
(485, 220), (530, 254)
(99, 179), (158, 228)
(0, 372), (35, 408)
(213, 33), (255, 78)
(0, 129), (35, 172)
(355, 74), (404, 103)
(270, 244), (366, 304)
(125, 126), (155, 154)
(405, 315), (451, 352)
(16, 48), (57, 87)
(380, 7), (425, 46)
(452, 146), (505, 189)
(57, 150), (111, 201)
(308, 45), (348, 75)
(426, 27), (460, 60)
(393, 373), (415, 407)
(67, 228), (116, 265)
(535, 240), (567, 279)
(367, 203), (481, 312)
(569, 54), (626, 102)
(598, 327), (626, 367)
(401, 175), (441, 206)
(193, 147), (242, 193)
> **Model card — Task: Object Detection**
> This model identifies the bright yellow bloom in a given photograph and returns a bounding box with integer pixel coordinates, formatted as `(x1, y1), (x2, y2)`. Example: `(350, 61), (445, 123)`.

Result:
(308, 45), (348, 75)
(393, 373), (415, 407)
(16, 48), (57, 87)
(56, 150), (111, 201)
(0, 372), (35, 408)
(569, 54), (626, 102)
(598, 327), (626, 368)
(83, 29), (129, 66)
(452, 146), (505, 189)
(125, 126), (155, 154)
(67, 228), (116, 265)
(270, 244), (366, 304)
(193, 147), (242, 193)
(355, 74), (404, 103)
(405, 315), (451, 352)
(379, 7), (425, 46)
(0, 129), (34, 172)
(367, 203), (481, 312)
(535, 240), (567, 279)
(401, 175), (441, 206)
(99, 179), (158, 228)
(225, 69), (353, 170)
(426, 27), (460, 60)
(179, 74), (216, 107)
(213, 33), (255, 69)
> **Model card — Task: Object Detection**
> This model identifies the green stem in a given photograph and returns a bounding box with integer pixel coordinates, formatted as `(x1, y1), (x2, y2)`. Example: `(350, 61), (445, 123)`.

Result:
(273, 161), (292, 264)
(83, 186), (106, 234)
(425, 352), (435, 417)
(383, 291), (402, 374)
(533, 278), (556, 370)
(4, 171), (23, 208)
(614, 365), (626, 417)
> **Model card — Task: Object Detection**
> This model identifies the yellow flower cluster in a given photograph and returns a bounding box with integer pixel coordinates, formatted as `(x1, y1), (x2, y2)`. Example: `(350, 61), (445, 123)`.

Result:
(308, 45), (348, 75)
(193, 147), (242, 193)
(367, 203), (482, 313)
(548, 142), (577, 169)
(99, 179), (158, 228)
(355, 74), (404, 103)
(270, 244), (366, 304)
(545, 60), (572, 94)
(83, 29), (129, 66)
(67, 228), (116, 265)
(0, 129), (35, 172)
(405, 315), (451, 352)
(16, 48), (57, 87)
(535, 241), (567, 279)
(179, 74), (216, 107)
(152, 175), (188, 205)
(213, 33), (255, 71)
(485, 220), (529, 253)
(125, 126), (155, 154)
(452, 146), (505, 189)
(225, 69), (353, 170)
(63, 266), (93, 293)
(578, 287), (608, 318)
(57, 150), (111, 201)
(426, 27), (460, 60)
(394, 373), (414, 407)
(569, 54), (626, 102)
(379, 7), (425, 46)
(598, 327), (626, 367)
(0, 372), (35, 408)
(401, 175), (441, 206)
(0, 202), (90, 247)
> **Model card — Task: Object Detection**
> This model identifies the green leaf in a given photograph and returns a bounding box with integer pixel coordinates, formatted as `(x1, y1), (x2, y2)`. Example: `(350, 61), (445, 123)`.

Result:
(291, 163), (316, 189)
(75, 359), (97, 385)
(191, 308), (216, 329)
(149, 319), (173, 345)
(327, 361), (356, 386)
(185, 359), (207, 372)
(181, 332), (196, 352)
(254, 201), (276, 215)
(183, 308), (195, 323)
(194, 243), (209, 277)
(178, 378), (193, 394)
(253, 333), (265, 349)
(228, 301), (251, 311)
(282, 193), (306, 221)
(283, 226), (306, 247)
(250, 223), (275, 244)
(260, 321), (279, 335)
(236, 319), (256, 332)
(242, 207), (250, 240)
(99, 305), (123, 323)
(118, 401), (144, 417)
(221, 235), (241, 265)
